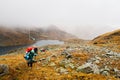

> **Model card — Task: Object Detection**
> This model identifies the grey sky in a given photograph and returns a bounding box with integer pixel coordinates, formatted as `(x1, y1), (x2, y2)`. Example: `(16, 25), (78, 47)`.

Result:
(0, 0), (120, 39)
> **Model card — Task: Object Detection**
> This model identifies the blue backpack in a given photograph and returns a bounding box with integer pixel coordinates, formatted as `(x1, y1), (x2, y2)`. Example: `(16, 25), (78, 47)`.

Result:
(24, 52), (30, 60)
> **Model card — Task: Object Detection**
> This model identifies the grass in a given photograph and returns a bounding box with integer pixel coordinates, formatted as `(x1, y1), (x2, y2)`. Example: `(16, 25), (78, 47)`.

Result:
(91, 29), (120, 52)
(0, 43), (117, 80)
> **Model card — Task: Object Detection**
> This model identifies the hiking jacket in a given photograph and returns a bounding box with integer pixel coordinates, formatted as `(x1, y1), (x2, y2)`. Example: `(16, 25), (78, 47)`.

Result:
(27, 50), (37, 60)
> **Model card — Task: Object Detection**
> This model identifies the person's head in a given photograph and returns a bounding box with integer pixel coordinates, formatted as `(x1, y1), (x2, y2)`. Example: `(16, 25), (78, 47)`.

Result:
(34, 47), (38, 53)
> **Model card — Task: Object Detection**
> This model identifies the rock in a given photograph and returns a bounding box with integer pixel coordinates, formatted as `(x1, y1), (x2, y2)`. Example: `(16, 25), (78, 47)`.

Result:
(41, 52), (46, 55)
(51, 54), (57, 58)
(100, 66), (110, 76)
(76, 63), (92, 71)
(92, 64), (100, 74)
(101, 71), (109, 76)
(66, 54), (72, 59)
(61, 50), (69, 55)
(0, 58), (6, 61)
(76, 62), (100, 74)
(39, 58), (46, 61)
(89, 56), (101, 64)
(46, 56), (51, 62)
(61, 50), (72, 59)
(84, 67), (94, 73)
(95, 55), (101, 60)
(0, 64), (9, 76)
(95, 60), (100, 64)
(106, 51), (120, 58)
(113, 68), (120, 78)
(59, 59), (71, 67)
(68, 63), (75, 69)
(65, 63), (75, 69)
(117, 53), (120, 56)
(57, 67), (68, 74)
(114, 68), (119, 72)
(49, 62), (56, 67)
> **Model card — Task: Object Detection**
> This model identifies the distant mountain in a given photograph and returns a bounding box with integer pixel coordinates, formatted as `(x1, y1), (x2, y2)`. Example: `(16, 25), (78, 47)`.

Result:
(91, 29), (120, 52)
(0, 26), (77, 46)
(65, 26), (118, 40)
(44, 26), (77, 40)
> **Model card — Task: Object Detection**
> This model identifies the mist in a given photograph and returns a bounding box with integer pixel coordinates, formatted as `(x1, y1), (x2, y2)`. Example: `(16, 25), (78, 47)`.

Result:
(0, 0), (120, 39)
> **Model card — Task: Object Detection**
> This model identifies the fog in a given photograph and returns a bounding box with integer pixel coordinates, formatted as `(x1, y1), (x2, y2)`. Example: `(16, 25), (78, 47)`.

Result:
(0, 0), (120, 39)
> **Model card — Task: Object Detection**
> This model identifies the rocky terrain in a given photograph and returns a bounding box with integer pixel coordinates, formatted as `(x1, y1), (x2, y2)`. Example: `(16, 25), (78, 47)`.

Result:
(0, 29), (120, 80)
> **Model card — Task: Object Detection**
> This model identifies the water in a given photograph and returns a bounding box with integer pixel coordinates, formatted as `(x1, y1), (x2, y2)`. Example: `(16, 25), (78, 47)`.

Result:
(32, 40), (64, 47)
(0, 45), (28, 55)
(0, 40), (64, 55)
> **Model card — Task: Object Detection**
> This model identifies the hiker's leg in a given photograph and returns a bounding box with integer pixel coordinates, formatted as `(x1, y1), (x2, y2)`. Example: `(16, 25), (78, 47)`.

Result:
(27, 61), (29, 67)
(27, 60), (31, 67)
(29, 60), (33, 67)
(30, 63), (32, 67)
(27, 62), (29, 67)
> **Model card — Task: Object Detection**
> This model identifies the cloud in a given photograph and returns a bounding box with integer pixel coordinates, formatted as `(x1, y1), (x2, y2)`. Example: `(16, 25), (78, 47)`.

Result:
(0, 0), (120, 39)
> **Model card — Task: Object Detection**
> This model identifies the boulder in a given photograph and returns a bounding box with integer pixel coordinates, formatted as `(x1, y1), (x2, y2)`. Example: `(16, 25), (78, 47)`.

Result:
(49, 62), (56, 67)
(100, 66), (110, 76)
(56, 67), (68, 74)
(76, 62), (100, 74)
(0, 64), (9, 76)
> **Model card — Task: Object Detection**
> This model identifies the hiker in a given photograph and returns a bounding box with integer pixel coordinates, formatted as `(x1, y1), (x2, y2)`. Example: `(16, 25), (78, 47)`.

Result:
(24, 47), (38, 67)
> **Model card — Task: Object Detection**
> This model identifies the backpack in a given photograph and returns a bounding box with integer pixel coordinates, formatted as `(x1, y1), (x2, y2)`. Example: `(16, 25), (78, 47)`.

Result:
(24, 52), (30, 60)
(26, 47), (34, 53)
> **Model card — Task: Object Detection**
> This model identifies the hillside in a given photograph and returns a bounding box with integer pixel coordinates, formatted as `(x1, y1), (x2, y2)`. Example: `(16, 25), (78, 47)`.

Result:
(91, 29), (120, 52)
(0, 26), (77, 46)
(0, 29), (120, 80)
(0, 40), (118, 80)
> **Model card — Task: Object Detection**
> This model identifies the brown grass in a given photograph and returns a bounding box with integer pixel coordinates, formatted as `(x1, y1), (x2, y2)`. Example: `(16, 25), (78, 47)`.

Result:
(0, 47), (117, 80)
(91, 29), (120, 52)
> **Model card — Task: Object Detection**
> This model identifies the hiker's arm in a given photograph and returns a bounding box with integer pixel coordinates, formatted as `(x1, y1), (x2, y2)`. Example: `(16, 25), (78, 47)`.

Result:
(34, 53), (37, 56)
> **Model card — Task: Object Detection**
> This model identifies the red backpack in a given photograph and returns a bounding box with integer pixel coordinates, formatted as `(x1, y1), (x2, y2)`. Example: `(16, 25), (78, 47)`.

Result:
(26, 47), (34, 53)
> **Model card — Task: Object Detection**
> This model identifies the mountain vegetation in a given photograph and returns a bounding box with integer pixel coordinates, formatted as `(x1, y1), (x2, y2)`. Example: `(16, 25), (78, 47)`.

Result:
(0, 28), (120, 80)
(91, 29), (120, 52)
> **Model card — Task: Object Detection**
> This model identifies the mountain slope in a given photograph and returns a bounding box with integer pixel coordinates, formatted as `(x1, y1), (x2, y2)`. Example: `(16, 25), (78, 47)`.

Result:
(0, 43), (117, 80)
(91, 29), (120, 52)
(0, 27), (34, 46)
(0, 26), (77, 46)
(44, 26), (77, 40)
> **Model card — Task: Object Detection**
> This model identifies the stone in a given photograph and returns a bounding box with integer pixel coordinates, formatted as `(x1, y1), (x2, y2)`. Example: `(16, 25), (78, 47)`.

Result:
(59, 67), (68, 74)
(49, 62), (56, 67)
(65, 63), (75, 69)
(39, 58), (46, 61)
(113, 68), (120, 78)
(51, 54), (57, 58)
(0, 64), (9, 76)
(46, 56), (51, 62)
(101, 71), (109, 76)
(66, 54), (72, 59)
(100, 66), (110, 76)
(76, 62), (100, 74)
(68, 63), (75, 69)
(59, 59), (70, 66)
(0, 58), (6, 61)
